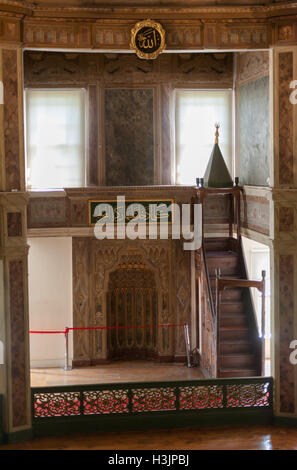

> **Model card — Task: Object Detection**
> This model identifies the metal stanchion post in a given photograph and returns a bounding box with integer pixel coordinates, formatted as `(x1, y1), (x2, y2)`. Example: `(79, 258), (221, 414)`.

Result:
(184, 324), (192, 367)
(63, 327), (72, 371)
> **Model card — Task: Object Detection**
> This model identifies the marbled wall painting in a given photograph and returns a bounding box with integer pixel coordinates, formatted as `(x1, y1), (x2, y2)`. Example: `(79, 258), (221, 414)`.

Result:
(9, 260), (28, 427)
(240, 194), (270, 236)
(7, 212), (22, 237)
(3, 49), (21, 191)
(28, 197), (69, 228)
(278, 52), (294, 186)
(105, 89), (154, 186)
(239, 76), (270, 186)
(279, 254), (295, 413)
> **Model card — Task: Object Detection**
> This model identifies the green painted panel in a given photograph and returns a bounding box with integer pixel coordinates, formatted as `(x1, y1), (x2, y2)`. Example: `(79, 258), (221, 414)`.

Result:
(239, 76), (270, 186)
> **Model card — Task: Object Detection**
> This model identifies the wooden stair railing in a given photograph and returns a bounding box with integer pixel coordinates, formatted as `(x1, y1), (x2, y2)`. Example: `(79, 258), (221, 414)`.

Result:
(196, 185), (243, 378)
(195, 185), (266, 377)
(198, 245), (217, 377)
(197, 185), (242, 242)
(215, 268), (266, 376)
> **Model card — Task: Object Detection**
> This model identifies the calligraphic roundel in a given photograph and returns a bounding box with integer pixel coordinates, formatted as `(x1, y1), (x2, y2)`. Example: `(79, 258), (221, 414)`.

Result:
(130, 19), (166, 60)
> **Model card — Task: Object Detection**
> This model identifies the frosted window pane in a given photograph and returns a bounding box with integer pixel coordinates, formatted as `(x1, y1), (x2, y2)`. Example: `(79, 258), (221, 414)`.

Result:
(250, 249), (271, 339)
(25, 89), (86, 189)
(175, 89), (233, 185)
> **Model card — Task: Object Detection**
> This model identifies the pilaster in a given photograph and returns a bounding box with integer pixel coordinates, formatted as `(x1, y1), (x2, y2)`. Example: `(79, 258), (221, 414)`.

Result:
(0, 45), (31, 440)
(272, 46), (297, 417)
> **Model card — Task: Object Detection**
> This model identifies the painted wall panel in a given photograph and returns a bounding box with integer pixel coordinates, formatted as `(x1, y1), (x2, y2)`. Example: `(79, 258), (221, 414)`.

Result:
(105, 89), (154, 186)
(239, 76), (270, 186)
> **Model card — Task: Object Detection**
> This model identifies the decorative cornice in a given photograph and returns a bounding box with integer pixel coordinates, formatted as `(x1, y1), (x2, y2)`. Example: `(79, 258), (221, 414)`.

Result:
(26, 2), (297, 20)
(0, 0), (295, 19)
(30, 6), (266, 17)
(64, 185), (197, 196)
(0, 1), (296, 48)
(0, 0), (32, 15)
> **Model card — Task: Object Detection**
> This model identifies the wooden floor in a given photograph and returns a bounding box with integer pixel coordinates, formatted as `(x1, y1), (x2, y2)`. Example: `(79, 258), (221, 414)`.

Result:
(30, 360), (204, 386)
(2, 425), (297, 450)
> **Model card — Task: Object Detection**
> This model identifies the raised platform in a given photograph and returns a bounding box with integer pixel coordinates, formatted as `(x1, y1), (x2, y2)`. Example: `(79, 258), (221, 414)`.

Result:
(31, 374), (273, 438)
(30, 361), (204, 387)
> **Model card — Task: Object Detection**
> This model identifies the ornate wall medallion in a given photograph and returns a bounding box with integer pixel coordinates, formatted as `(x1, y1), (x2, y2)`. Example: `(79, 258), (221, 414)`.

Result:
(130, 19), (166, 60)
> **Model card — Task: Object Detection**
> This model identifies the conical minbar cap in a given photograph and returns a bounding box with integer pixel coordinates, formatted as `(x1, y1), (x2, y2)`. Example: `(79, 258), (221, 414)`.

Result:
(203, 143), (233, 188)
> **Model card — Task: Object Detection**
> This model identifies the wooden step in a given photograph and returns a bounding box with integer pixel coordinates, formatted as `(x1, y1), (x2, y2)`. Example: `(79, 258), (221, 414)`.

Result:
(206, 252), (239, 276)
(204, 237), (239, 252)
(202, 236), (261, 378)
(204, 237), (232, 252)
(219, 339), (253, 354)
(219, 326), (249, 341)
(220, 314), (248, 328)
(220, 302), (245, 314)
(219, 368), (258, 378)
(206, 250), (237, 258)
(220, 288), (243, 302)
(220, 353), (256, 368)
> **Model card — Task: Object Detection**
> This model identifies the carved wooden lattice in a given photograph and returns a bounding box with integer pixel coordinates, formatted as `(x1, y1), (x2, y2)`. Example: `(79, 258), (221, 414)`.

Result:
(226, 383), (270, 408)
(107, 268), (157, 358)
(34, 392), (81, 417)
(131, 387), (176, 412)
(179, 385), (223, 410)
(83, 390), (129, 415)
(32, 378), (272, 419)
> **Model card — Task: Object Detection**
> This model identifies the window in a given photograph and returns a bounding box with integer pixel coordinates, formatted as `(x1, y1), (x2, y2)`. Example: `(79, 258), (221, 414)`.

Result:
(175, 89), (233, 185)
(25, 89), (86, 190)
(242, 236), (271, 376)
(250, 247), (271, 375)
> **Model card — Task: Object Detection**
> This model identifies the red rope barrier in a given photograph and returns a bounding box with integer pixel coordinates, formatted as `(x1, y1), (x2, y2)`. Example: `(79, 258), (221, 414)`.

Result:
(68, 323), (186, 332)
(29, 330), (66, 334)
(29, 323), (186, 334)
(29, 323), (191, 370)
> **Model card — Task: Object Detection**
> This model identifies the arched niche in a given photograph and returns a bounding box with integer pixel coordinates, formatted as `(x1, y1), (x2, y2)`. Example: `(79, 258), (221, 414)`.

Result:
(106, 266), (158, 360)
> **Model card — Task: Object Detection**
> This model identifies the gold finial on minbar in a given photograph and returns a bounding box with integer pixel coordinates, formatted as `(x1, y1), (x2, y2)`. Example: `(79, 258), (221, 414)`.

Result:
(215, 122), (220, 144)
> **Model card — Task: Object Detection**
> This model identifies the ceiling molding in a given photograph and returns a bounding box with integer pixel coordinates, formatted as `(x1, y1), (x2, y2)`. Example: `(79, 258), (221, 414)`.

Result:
(0, 1), (296, 48)
(0, 1), (296, 20)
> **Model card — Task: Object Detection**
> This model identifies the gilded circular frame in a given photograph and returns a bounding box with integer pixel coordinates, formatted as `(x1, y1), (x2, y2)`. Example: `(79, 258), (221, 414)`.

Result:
(130, 19), (166, 60)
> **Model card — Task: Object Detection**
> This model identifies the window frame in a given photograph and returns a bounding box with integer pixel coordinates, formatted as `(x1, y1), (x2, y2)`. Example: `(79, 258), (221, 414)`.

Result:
(174, 87), (235, 186)
(24, 86), (88, 191)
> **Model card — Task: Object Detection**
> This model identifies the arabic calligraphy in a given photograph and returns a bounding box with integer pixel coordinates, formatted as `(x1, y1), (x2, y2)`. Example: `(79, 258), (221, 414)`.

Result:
(89, 200), (174, 226)
(130, 20), (166, 60)
(136, 27), (161, 52)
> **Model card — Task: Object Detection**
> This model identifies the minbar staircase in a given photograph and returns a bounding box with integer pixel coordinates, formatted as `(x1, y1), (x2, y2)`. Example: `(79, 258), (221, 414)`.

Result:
(204, 237), (263, 378)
